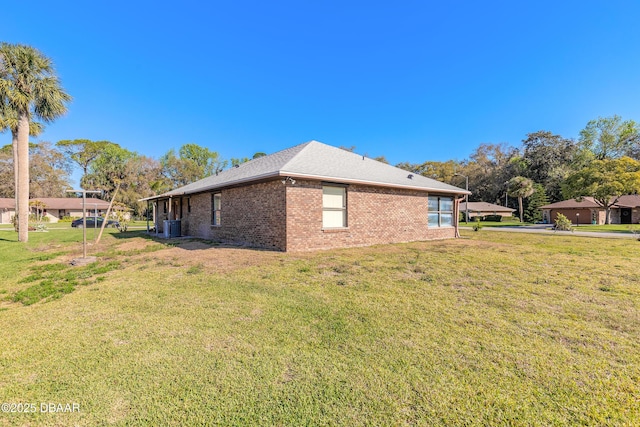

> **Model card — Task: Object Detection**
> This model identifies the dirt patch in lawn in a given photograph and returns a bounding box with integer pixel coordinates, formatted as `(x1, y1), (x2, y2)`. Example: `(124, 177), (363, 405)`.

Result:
(115, 239), (158, 252)
(139, 239), (287, 273)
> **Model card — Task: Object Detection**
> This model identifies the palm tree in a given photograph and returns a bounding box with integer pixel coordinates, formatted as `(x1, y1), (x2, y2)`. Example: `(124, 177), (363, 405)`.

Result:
(0, 43), (71, 242)
(0, 102), (43, 225)
(507, 176), (535, 223)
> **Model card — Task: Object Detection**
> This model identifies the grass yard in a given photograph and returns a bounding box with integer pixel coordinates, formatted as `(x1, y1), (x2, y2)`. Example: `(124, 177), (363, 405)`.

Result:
(0, 229), (639, 426)
(573, 224), (640, 234)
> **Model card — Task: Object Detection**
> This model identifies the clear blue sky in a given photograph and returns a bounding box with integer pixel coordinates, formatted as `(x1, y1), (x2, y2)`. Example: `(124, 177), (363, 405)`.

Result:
(3, 1), (640, 172)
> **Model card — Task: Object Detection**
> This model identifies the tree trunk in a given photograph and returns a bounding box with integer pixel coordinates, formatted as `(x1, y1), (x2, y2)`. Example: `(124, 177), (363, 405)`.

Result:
(96, 182), (120, 244)
(17, 112), (30, 242)
(518, 196), (524, 223)
(12, 130), (19, 228)
(605, 207), (611, 225)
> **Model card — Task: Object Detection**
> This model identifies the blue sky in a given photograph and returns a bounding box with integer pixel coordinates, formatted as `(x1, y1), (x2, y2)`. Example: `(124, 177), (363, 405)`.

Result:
(3, 1), (640, 176)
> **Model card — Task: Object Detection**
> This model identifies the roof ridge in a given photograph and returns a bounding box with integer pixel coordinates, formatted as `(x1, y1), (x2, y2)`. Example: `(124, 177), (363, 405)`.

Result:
(278, 140), (316, 171)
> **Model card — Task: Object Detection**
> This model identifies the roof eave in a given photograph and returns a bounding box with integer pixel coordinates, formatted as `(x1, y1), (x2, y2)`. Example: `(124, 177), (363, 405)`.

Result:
(139, 170), (470, 202)
(139, 171), (283, 201)
(281, 171), (470, 195)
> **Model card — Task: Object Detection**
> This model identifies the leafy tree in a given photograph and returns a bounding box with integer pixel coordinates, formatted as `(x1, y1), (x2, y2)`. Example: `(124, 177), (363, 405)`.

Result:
(563, 156), (640, 224)
(28, 199), (48, 230)
(56, 139), (112, 176)
(84, 143), (136, 201)
(339, 145), (356, 152)
(396, 160), (461, 183)
(0, 142), (71, 198)
(118, 155), (165, 216)
(507, 176), (535, 223)
(0, 43), (71, 242)
(466, 143), (520, 205)
(523, 183), (549, 223)
(160, 148), (203, 187)
(231, 157), (250, 167)
(521, 130), (578, 202)
(28, 142), (71, 197)
(84, 145), (164, 217)
(373, 155), (389, 164)
(179, 143), (226, 176)
(160, 143), (226, 188)
(579, 115), (640, 160)
(398, 143), (520, 205)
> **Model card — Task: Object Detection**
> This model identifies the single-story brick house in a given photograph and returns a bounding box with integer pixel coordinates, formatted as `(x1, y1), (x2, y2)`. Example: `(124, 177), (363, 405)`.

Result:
(459, 202), (515, 219)
(143, 141), (470, 251)
(0, 197), (112, 223)
(540, 195), (640, 225)
(0, 198), (14, 224)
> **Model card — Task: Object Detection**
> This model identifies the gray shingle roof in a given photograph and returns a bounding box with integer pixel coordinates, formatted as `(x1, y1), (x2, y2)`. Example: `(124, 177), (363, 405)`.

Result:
(147, 141), (468, 199)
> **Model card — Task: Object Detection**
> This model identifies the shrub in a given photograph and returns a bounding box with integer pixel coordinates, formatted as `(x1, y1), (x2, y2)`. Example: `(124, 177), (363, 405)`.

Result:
(473, 217), (483, 231)
(29, 213), (50, 222)
(115, 210), (130, 232)
(58, 216), (74, 223)
(483, 215), (503, 222)
(554, 213), (573, 231)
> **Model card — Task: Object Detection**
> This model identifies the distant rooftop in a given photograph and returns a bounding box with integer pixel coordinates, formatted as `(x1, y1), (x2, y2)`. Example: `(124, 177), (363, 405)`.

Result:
(540, 195), (640, 209)
(460, 202), (515, 212)
(0, 197), (110, 210)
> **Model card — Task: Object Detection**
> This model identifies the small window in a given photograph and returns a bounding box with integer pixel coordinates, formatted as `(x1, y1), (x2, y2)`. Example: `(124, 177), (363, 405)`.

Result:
(211, 193), (221, 226)
(187, 197), (191, 213)
(163, 201), (167, 214)
(428, 196), (454, 227)
(323, 186), (347, 228)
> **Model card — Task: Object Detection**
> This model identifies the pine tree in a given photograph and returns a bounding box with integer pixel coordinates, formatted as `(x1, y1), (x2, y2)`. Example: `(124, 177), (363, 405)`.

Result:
(524, 183), (549, 223)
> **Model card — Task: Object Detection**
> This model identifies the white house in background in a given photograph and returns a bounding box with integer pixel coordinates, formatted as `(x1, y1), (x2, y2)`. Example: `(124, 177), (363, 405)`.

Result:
(0, 198), (112, 223)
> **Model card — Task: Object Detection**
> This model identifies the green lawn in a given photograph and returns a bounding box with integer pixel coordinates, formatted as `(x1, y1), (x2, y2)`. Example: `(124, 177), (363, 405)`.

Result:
(0, 230), (638, 425)
(573, 223), (640, 233)
(461, 218), (529, 227)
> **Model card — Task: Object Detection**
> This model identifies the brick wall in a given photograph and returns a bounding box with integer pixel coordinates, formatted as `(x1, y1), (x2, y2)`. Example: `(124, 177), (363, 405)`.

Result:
(285, 180), (455, 251)
(165, 178), (457, 251)
(550, 208), (595, 225)
(177, 180), (287, 250)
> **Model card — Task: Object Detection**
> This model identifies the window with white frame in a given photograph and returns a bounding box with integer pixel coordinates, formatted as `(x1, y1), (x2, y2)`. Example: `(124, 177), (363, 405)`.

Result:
(211, 193), (221, 226)
(428, 196), (454, 227)
(322, 186), (347, 228)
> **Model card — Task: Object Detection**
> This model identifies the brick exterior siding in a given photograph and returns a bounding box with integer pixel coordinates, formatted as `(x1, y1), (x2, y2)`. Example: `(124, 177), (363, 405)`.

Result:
(286, 180), (454, 251)
(174, 180), (286, 250)
(545, 207), (640, 225)
(157, 178), (456, 251)
(547, 208), (595, 225)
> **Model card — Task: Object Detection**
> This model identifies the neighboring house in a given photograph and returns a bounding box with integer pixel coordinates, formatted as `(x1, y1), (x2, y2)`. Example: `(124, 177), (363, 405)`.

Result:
(459, 202), (515, 219)
(143, 141), (470, 252)
(539, 195), (640, 225)
(0, 198), (14, 224)
(0, 197), (112, 223)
